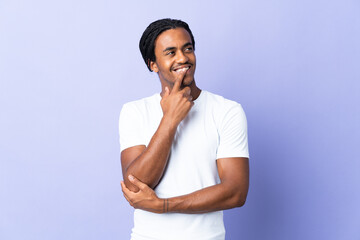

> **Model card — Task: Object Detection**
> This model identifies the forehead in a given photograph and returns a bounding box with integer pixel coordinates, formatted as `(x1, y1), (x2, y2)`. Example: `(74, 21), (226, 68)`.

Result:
(154, 28), (192, 51)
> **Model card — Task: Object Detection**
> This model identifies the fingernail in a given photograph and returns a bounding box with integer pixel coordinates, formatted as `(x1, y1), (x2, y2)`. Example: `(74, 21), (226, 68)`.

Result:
(128, 175), (134, 181)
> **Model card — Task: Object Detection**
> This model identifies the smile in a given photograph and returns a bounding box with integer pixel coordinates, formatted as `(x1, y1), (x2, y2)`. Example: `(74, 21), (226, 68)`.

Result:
(173, 66), (190, 73)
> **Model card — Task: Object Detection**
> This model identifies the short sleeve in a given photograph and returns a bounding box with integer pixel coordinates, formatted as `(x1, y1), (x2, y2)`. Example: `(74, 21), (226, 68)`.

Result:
(119, 103), (146, 152)
(216, 104), (249, 159)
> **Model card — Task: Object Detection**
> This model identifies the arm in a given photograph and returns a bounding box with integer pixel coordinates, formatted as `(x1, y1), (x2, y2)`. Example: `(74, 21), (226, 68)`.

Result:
(121, 72), (193, 192)
(121, 157), (249, 213)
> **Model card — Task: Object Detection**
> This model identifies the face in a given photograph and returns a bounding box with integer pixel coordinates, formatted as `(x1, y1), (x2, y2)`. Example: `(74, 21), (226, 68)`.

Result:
(150, 28), (196, 89)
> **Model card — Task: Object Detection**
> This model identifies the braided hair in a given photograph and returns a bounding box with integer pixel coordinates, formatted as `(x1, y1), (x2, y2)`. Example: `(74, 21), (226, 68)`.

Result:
(139, 18), (195, 72)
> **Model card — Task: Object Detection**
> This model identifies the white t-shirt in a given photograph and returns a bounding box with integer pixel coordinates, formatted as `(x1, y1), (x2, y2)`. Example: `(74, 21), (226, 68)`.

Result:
(119, 90), (249, 240)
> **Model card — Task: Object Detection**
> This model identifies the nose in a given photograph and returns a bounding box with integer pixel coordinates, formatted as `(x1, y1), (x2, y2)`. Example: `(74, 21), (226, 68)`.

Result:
(176, 50), (188, 63)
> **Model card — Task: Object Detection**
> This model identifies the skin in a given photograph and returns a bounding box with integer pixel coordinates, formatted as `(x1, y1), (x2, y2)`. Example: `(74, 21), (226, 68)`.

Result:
(121, 27), (249, 213)
(150, 27), (201, 99)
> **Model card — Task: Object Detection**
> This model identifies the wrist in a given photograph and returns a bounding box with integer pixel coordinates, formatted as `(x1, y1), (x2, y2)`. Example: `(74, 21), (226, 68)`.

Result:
(160, 115), (178, 130)
(159, 198), (170, 213)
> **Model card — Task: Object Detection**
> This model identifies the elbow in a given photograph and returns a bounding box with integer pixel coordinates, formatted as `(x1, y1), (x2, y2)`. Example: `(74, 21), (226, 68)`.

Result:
(223, 184), (248, 209)
(124, 174), (140, 193)
(235, 197), (246, 208)
(124, 172), (158, 191)
(232, 192), (247, 208)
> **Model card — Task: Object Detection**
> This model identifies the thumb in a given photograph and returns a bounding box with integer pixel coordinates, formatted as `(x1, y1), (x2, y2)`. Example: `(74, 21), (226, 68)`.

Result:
(128, 175), (147, 190)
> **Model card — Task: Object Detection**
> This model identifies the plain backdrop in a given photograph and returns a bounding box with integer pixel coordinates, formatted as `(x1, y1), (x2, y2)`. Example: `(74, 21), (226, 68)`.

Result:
(1, 0), (359, 239)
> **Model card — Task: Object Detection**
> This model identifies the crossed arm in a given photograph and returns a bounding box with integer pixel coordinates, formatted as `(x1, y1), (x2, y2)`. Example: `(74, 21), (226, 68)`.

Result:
(121, 156), (249, 214)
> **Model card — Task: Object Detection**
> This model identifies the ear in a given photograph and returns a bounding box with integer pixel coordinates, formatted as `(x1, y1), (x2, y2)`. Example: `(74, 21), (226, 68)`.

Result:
(149, 61), (159, 73)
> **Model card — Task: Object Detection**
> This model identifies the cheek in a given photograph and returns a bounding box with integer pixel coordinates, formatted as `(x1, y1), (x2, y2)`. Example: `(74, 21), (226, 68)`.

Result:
(158, 61), (172, 72)
(191, 55), (196, 64)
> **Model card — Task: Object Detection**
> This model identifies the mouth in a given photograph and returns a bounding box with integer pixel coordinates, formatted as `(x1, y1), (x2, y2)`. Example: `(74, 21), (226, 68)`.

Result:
(172, 65), (191, 73)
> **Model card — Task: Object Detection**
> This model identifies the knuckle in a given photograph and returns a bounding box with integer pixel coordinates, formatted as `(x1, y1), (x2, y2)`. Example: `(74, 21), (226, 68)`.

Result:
(176, 94), (182, 100)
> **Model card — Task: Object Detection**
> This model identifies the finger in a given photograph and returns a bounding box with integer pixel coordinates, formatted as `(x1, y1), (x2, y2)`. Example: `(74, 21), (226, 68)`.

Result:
(128, 175), (148, 190)
(180, 86), (191, 97)
(120, 183), (131, 201)
(121, 181), (133, 197)
(120, 180), (126, 190)
(120, 181), (128, 194)
(172, 71), (186, 92)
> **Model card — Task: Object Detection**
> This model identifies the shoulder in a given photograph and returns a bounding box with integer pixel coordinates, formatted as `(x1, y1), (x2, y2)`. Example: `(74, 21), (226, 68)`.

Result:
(123, 93), (160, 108)
(121, 94), (160, 114)
(202, 90), (245, 116)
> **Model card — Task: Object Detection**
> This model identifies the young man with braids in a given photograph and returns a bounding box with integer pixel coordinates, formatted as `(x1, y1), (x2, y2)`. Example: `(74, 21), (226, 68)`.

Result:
(119, 18), (249, 240)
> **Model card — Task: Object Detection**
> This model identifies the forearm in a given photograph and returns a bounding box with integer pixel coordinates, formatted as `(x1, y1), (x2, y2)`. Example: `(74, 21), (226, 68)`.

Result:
(123, 116), (177, 191)
(122, 77), (194, 193)
(162, 182), (247, 214)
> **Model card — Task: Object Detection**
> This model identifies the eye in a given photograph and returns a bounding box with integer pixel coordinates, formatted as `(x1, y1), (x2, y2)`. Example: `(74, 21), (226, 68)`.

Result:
(185, 46), (193, 52)
(166, 51), (175, 56)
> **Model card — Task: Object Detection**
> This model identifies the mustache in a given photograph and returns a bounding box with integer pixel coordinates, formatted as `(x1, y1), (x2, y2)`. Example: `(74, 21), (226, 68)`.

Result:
(172, 63), (192, 71)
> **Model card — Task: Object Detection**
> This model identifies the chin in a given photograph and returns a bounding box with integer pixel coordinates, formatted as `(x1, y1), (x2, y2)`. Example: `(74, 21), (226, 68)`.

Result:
(183, 76), (195, 86)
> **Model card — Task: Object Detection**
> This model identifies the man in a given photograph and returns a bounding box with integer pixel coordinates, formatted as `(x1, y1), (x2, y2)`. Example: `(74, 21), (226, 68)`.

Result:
(119, 18), (249, 240)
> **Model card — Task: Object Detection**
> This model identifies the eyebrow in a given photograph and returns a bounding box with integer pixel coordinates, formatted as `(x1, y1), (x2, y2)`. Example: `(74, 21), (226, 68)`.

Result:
(162, 42), (193, 52)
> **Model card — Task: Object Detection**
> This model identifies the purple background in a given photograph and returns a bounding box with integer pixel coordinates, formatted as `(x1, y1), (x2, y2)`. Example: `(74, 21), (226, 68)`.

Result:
(1, 0), (359, 239)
